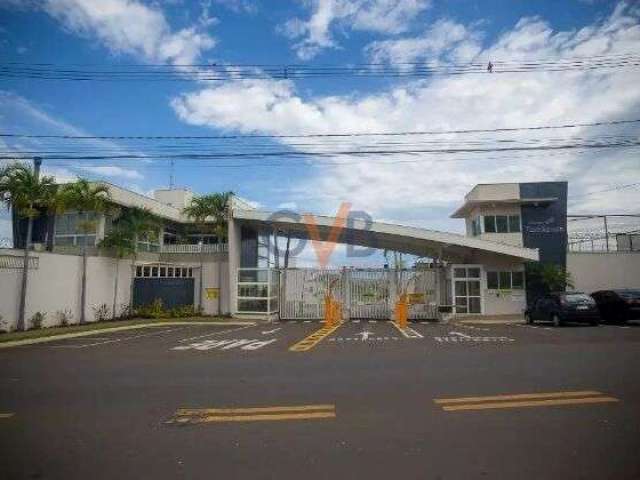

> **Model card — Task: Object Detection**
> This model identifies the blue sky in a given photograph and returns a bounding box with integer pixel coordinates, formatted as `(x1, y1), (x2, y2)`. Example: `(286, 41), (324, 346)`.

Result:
(1, 0), (639, 265)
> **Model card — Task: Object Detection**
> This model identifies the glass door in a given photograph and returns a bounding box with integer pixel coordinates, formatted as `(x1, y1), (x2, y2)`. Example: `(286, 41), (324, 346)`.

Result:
(453, 266), (482, 314)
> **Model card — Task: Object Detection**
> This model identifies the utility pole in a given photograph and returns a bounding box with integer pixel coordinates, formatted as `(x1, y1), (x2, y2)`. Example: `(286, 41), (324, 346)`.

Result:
(603, 215), (610, 252)
(17, 157), (42, 331)
(169, 158), (175, 190)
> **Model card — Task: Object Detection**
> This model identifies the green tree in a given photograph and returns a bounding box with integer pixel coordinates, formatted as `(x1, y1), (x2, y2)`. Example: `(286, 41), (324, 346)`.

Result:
(99, 225), (135, 320)
(0, 162), (60, 331)
(112, 207), (162, 313)
(183, 192), (232, 314)
(59, 180), (111, 324)
(528, 263), (575, 293)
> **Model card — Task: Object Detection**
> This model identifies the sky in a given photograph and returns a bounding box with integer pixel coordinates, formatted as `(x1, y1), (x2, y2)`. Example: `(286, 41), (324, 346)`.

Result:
(1, 0), (639, 265)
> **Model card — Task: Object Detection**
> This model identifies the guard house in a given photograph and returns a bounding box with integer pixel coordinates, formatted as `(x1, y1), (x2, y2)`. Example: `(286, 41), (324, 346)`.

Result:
(226, 182), (569, 320)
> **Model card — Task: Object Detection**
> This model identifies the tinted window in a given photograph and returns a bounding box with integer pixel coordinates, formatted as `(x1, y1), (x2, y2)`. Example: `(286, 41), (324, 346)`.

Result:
(509, 215), (521, 232)
(617, 290), (640, 300)
(487, 272), (499, 289)
(563, 294), (595, 304)
(484, 216), (496, 233)
(496, 216), (509, 233)
(512, 271), (524, 289)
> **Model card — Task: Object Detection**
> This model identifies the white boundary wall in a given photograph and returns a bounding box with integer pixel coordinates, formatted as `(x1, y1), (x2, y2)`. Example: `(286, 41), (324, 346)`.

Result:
(0, 249), (132, 330)
(567, 252), (640, 293)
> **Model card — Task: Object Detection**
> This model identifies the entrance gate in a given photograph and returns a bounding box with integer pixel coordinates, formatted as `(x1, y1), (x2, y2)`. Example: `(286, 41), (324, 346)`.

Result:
(279, 268), (442, 321)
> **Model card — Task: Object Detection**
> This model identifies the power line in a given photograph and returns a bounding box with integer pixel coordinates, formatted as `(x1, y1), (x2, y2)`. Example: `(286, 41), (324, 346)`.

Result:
(2, 138), (639, 162)
(1, 53), (639, 82)
(569, 182), (640, 200)
(2, 118), (638, 141)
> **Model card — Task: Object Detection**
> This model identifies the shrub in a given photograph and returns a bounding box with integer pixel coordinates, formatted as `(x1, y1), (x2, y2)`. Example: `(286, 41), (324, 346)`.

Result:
(93, 304), (110, 322)
(55, 309), (74, 327)
(29, 312), (47, 330)
(118, 303), (132, 320)
(136, 298), (167, 319)
(0, 315), (8, 333)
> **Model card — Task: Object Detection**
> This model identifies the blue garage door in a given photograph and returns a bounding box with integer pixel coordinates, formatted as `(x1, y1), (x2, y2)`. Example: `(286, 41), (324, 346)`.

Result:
(133, 278), (195, 309)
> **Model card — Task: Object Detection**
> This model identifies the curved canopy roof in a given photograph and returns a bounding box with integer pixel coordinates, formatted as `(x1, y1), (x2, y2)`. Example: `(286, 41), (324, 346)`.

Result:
(231, 207), (539, 263)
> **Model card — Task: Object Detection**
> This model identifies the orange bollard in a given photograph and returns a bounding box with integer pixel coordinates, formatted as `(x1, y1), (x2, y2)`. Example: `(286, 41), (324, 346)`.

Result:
(395, 294), (408, 329)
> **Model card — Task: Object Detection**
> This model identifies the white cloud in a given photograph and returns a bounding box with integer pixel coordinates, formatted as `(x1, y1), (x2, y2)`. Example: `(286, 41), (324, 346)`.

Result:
(365, 18), (483, 65)
(281, 0), (431, 60)
(41, 0), (215, 64)
(0, 92), (145, 185)
(173, 2), (640, 229)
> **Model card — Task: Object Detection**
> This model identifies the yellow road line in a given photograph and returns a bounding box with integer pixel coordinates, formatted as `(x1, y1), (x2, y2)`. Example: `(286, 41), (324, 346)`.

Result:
(177, 404), (335, 415)
(289, 323), (343, 352)
(168, 404), (336, 424)
(434, 390), (604, 405)
(441, 396), (619, 412)
(176, 411), (336, 424)
(0, 413), (15, 419)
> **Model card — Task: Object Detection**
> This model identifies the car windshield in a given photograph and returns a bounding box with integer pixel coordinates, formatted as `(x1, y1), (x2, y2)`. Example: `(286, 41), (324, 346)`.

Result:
(563, 294), (595, 304)
(617, 290), (640, 300)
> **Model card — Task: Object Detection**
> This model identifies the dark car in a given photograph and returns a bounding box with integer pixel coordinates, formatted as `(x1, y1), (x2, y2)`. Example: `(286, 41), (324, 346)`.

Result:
(525, 292), (600, 326)
(591, 289), (640, 323)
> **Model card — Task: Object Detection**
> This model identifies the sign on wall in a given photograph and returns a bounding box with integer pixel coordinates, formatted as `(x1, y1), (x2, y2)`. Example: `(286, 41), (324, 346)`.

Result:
(205, 288), (220, 300)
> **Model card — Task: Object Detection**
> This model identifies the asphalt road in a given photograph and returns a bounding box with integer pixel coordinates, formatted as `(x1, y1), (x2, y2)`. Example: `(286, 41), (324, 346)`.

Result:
(1, 319), (639, 479)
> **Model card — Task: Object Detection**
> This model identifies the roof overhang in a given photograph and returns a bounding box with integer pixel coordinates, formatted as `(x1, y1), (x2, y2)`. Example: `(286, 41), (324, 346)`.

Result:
(450, 197), (558, 218)
(232, 208), (539, 262)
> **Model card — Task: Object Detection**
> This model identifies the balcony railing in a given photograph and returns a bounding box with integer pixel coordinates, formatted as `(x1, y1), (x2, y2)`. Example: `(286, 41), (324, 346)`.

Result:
(160, 243), (228, 254)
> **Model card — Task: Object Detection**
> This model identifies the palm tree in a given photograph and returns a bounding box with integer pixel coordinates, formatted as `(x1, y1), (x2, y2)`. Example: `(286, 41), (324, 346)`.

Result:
(0, 162), (60, 331)
(99, 225), (135, 320)
(112, 207), (162, 313)
(183, 192), (232, 314)
(59, 180), (111, 324)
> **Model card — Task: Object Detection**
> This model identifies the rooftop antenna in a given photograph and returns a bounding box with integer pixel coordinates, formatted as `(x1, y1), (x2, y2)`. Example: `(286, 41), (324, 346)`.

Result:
(169, 158), (175, 189)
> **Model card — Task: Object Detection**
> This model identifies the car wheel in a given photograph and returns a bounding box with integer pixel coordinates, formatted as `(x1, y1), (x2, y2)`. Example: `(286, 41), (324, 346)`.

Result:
(525, 313), (533, 324)
(552, 314), (562, 327)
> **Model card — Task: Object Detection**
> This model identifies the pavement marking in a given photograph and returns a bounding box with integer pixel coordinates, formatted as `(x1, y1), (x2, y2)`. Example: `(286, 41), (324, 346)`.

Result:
(434, 390), (619, 412)
(391, 321), (424, 339)
(261, 328), (281, 335)
(0, 413), (15, 419)
(172, 338), (277, 352)
(434, 331), (514, 343)
(289, 323), (343, 352)
(0, 321), (255, 349)
(178, 324), (255, 343)
(47, 327), (189, 348)
(167, 404), (336, 425)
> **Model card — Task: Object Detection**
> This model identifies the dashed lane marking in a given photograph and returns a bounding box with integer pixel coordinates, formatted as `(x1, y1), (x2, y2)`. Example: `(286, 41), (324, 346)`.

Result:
(177, 325), (256, 343)
(289, 323), (343, 352)
(434, 390), (619, 412)
(0, 413), (15, 419)
(167, 404), (336, 425)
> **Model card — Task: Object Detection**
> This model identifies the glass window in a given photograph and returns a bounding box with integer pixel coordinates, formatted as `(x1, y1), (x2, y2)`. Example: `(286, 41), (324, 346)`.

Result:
(152, 267), (158, 277)
(182, 268), (188, 277)
(487, 272), (499, 289)
(496, 215), (509, 233)
(468, 297), (481, 313)
(499, 271), (511, 289)
(468, 268), (480, 278)
(454, 268), (467, 278)
(238, 285), (269, 297)
(509, 215), (521, 233)
(143, 266), (150, 277)
(468, 281), (480, 296)
(238, 299), (268, 312)
(188, 268), (193, 277)
(512, 271), (524, 289)
(455, 297), (468, 313)
(159, 267), (166, 277)
(484, 216), (496, 233)
(175, 268), (182, 278)
(455, 281), (467, 296)
(167, 267), (174, 277)
(136, 266), (142, 277)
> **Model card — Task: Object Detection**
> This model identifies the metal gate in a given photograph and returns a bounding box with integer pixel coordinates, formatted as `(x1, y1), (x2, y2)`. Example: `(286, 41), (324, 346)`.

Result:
(279, 268), (441, 321)
(133, 278), (195, 309)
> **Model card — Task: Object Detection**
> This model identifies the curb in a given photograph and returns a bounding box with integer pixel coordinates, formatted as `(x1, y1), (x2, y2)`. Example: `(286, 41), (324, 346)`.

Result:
(0, 321), (256, 349)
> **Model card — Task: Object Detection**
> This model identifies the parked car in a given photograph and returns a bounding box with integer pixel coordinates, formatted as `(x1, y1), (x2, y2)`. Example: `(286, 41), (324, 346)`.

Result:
(591, 289), (640, 323)
(525, 292), (600, 326)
